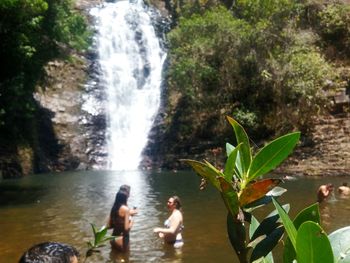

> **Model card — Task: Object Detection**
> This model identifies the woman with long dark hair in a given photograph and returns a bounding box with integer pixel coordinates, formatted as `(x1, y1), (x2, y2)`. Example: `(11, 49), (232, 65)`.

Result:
(107, 188), (134, 251)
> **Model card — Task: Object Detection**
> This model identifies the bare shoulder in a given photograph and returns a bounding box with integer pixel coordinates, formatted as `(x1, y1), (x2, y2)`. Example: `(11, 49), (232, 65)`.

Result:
(119, 205), (130, 216)
(174, 209), (183, 220)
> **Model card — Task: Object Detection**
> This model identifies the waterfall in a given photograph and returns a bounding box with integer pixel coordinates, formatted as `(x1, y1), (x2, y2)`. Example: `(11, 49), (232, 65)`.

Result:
(90, 0), (166, 170)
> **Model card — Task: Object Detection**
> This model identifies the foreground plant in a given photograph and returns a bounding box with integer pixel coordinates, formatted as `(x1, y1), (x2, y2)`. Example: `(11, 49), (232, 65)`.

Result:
(84, 223), (115, 262)
(273, 199), (350, 263)
(183, 116), (300, 262)
(183, 116), (350, 262)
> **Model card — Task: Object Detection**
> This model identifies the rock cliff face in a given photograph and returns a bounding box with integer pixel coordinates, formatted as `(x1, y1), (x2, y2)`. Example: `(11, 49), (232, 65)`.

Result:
(277, 112), (350, 176)
(33, 56), (108, 173)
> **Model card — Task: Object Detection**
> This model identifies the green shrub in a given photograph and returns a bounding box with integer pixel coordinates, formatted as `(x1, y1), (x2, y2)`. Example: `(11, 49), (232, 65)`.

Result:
(319, 3), (350, 41)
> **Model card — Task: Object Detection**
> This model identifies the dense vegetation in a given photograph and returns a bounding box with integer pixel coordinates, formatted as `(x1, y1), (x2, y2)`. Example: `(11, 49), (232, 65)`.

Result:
(164, 0), (350, 144)
(0, 0), (90, 145)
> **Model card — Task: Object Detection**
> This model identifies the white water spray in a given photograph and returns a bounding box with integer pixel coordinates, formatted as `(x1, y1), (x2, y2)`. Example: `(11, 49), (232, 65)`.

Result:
(91, 0), (166, 170)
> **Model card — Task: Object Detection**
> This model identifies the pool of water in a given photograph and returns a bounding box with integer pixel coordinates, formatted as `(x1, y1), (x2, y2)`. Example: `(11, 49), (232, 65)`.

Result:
(1, 170), (349, 262)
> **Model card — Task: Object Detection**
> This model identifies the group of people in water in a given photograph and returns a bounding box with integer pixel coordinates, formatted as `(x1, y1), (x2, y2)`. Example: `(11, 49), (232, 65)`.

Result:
(19, 181), (350, 262)
(106, 184), (184, 252)
(317, 182), (350, 202)
(19, 184), (184, 263)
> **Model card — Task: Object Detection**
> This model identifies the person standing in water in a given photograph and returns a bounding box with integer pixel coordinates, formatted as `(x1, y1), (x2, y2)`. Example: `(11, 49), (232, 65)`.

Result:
(317, 183), (334, 202)
(338, 182), (350, 195)
(107, 187), (134, 251)
(154, 196), (184, 248)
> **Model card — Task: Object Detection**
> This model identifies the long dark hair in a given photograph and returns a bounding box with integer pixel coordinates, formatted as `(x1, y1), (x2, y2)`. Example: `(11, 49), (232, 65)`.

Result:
(110, 190), (128, 226)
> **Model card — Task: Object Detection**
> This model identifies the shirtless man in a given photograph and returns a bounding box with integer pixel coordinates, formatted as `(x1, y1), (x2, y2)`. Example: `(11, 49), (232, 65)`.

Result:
(317, 183), (334, 202)
(338, 182), (350, 195)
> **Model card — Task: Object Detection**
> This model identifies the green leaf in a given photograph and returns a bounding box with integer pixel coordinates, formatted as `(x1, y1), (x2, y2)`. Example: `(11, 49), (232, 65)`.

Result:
(283, 203), (321, 263)
(227, 212), (248, 263)
(272, 198), (297, 249)
(328, 226), (350, 262)
(296, 221), (334, 263)
(247, 132), (300, 182)
(224, 143), (242, 181)
(95, 226), (108, 245)
(294, 203), (321, 227)
(218, 177), (240, 216)
(226, 142), (235, 157)
(249, 215), (260, 240)
(251, 252), (274, 263)
(227, 116), (252, 178)
(181, 159), (221, 190)
(91, 223), (97, 235)
(251, 204), (289, 241)
(251, 226), (284, 262)
(261, 252), (275, 263)
(226, 142), (244, 179)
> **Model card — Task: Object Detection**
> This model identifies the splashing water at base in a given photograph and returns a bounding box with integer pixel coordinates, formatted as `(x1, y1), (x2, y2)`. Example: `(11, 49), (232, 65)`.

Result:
(91, 0), (166, 170)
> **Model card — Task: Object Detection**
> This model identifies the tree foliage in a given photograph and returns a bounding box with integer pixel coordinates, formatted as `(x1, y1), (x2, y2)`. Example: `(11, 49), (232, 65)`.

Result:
(166, 0), (347, 139)
(318, 2), (350, 55)
(0, 0), (91, 142)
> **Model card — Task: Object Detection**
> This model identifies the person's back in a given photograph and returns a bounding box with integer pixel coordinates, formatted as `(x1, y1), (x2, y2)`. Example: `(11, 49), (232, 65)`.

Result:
(108, 188), (134, 251)
(19, 242), (79, 263)
(338, 182), (350, 195)
(110, 208), (126, 236)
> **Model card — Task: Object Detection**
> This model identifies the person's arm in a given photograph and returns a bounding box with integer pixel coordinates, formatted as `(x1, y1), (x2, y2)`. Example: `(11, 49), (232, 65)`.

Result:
(130, 207), (138, 216)
(123, 207), (133, 231)
(154, 212), (181, 234)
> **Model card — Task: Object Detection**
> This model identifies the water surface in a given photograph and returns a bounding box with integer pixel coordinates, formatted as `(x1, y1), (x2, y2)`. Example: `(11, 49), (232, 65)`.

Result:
(1, 171), (349, 262)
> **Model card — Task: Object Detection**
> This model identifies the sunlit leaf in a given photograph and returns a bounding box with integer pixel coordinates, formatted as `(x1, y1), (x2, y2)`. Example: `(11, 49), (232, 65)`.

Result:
(239, 179), (282, 207)
(249, 215), (260, 240)
(226, 142), (243, 178)
(181, 159), (221, 190)
(251, 252), (274, 263)
(224, 143), (242, 181)
(88, 223), (115, 251)
(283, 203), (321, 263)
(95, 226), (107, 245)
(272, 198), (297, 250)
(247, 132), (300, 182)
(91, 223), (98, 236)
(227, 116), (251, 178)
(294, 203), (321, 226)
(329, 226), (350, 262)
(296, 221), (334, 263)
(226, 142), (234, 157)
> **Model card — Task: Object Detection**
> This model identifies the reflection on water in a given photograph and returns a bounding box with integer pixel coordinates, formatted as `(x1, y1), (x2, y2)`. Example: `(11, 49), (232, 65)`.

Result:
(0, 171), (350, 262)
(0, 183), (45, 206)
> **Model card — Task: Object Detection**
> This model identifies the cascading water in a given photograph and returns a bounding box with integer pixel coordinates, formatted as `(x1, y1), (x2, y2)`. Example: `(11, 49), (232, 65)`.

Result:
(91, 0), (166, 170)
